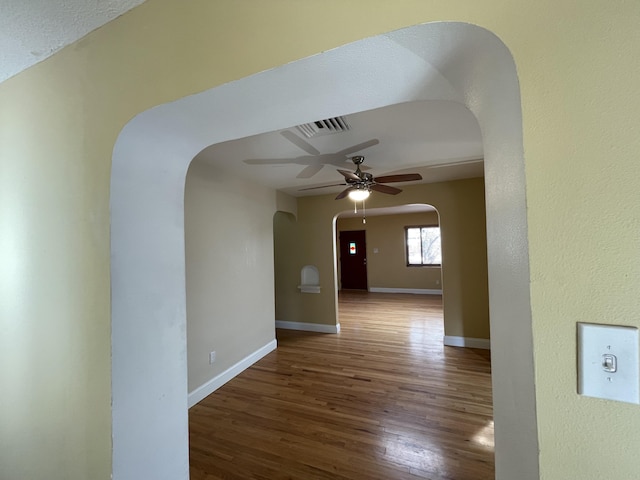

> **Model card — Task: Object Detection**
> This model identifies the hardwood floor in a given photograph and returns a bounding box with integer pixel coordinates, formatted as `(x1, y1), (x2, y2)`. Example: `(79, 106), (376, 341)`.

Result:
(189, 291), (494, 479)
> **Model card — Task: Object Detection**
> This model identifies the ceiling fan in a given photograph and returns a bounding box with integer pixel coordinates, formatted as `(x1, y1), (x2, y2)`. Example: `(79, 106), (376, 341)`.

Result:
(300, 155), (423, 200)
(243, 131), (379, 178)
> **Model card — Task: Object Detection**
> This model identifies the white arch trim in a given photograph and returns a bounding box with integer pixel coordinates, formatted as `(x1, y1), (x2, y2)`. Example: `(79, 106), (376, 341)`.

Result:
(111, 22), (538, 480)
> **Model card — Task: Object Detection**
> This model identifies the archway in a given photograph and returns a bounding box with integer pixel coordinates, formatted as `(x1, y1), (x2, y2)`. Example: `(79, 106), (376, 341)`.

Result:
(333, 204), (443, 303)
(111, 22), (537, 479)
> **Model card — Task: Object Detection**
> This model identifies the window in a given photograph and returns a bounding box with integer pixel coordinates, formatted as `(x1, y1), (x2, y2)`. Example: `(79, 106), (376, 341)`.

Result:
(405, 225), (441, 266)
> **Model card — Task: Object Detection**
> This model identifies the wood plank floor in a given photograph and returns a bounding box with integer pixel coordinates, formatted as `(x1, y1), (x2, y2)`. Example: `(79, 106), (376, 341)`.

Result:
(189, 291), (494, 480)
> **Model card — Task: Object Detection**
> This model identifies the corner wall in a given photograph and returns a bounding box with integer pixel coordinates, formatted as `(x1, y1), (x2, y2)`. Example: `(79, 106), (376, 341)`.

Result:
(274, 210), (305, 324)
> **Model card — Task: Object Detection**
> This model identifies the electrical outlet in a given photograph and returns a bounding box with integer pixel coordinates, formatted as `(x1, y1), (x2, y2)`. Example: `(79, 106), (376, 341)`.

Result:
(209, 351), (216, 365)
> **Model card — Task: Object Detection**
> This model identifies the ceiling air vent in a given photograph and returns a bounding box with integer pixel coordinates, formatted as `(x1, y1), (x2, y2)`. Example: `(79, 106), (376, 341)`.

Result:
(296, 116), (350, 138)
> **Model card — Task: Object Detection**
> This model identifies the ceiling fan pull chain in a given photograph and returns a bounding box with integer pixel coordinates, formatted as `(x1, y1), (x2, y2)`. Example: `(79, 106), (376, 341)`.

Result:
(354, 203), (357, 214)
(362, 200), (367, 224)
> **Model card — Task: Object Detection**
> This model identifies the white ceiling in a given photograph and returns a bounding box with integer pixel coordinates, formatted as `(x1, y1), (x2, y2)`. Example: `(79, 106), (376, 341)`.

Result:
(195, 99), (484, 198)
(0, 0), (145, 84)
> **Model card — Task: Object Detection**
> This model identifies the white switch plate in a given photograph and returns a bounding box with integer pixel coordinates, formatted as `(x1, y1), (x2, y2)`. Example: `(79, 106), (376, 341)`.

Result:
(209, 351), (216, 365)
(577, 323), (639, 404)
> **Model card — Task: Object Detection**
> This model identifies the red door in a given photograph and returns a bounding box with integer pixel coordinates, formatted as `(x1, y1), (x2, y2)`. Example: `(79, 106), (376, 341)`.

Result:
(339, 230), (368, 290)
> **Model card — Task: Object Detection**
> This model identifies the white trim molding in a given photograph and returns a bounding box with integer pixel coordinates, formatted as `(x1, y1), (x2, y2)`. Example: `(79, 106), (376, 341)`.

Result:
(188, 339), (277, 408)
(275, 320), (340, 334)
(368, 287), (443, 295)
(444, 335), (491, 350)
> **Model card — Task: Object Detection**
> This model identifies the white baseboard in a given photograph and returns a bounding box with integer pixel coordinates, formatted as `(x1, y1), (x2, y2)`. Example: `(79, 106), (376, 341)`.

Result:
(188, 339), (277, 408)
(275, 320), (340, 334)
(368, 287), (443, 295)
(443, 335), (491, 350)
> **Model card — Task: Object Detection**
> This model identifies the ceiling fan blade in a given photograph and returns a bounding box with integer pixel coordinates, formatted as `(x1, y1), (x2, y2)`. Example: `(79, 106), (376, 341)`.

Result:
(337, 169), (361, 182)
(296, 164), (324, 178)
(299, 183), (346, 191)
(281, 131), (320, 156)
(374, 173), (423, 183)
(371, 183), (402, 195)
(336, 139), (379, 156)
(335, 187), (355, 200)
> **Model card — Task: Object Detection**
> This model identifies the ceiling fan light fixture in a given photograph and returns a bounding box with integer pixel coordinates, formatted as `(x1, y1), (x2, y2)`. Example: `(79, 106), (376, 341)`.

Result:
(348, 189), (370, 201)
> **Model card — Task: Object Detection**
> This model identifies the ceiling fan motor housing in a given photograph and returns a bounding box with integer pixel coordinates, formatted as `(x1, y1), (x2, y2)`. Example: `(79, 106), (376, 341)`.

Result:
(316, 155), (421, 200)
(351, 155), (365, 165)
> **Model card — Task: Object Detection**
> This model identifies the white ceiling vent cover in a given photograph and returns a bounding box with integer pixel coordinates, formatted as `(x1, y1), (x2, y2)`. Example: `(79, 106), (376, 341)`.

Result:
(296, 116), (350, 138)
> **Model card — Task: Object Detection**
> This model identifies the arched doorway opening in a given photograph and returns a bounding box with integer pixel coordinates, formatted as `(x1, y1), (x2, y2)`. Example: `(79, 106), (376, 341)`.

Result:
(110, 22), (537, 479)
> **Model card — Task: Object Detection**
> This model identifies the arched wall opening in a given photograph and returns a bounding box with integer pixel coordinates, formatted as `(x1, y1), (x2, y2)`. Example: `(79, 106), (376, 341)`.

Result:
(333, 203), (446, 335)
(334, 205), (444, 289)
(332, 193), (488, 347)
(110, 22), (538, 480)
(333, 205), (444, 296)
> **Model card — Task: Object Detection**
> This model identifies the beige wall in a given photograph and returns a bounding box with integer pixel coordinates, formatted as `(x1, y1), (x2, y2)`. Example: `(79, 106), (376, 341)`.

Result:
(184, 161), (276, 393)
(274, 210), (301, 323)
(273, 209), (336, 325)
(276, 178), (489, 340)
(1, 1), (640, 479)
(337, 211), (443, 291)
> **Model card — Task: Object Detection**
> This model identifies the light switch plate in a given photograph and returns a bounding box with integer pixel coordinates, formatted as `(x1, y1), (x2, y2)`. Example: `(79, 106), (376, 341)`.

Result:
(577, 323), (639, 404)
